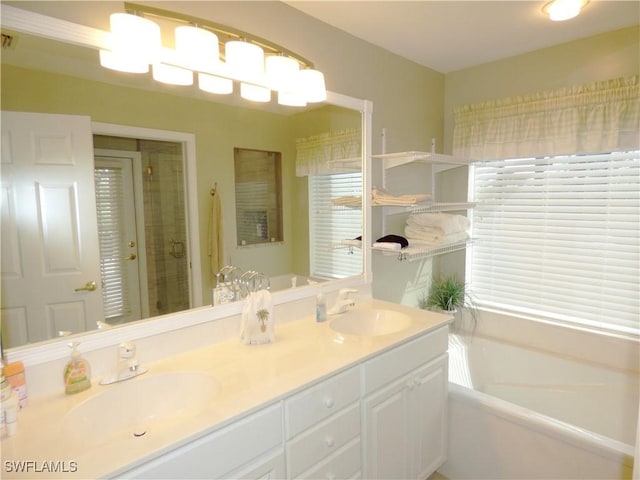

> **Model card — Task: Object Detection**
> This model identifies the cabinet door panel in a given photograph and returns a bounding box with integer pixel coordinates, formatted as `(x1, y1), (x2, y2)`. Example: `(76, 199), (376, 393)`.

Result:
(413, 355), (448, 480)
(363, 379), (410, 479)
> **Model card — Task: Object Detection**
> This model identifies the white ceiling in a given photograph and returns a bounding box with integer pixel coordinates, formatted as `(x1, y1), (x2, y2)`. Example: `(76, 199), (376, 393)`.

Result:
(284, 1), (640, 73)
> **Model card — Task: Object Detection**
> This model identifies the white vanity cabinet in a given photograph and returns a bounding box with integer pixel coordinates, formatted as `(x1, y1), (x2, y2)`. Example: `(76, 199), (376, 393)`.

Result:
(362, 327), (449, 480)
(119, 403), (284, 479)
(284, 366), (361, 479)
(112, 324), (449, 480)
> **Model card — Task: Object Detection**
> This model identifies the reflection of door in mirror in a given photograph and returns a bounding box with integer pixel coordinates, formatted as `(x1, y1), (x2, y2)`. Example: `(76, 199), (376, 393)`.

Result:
(234, 148), (283, 246)
(1, 112), (103, 347)
(93, 137), (190, 322)
(94, 151), (144, 324)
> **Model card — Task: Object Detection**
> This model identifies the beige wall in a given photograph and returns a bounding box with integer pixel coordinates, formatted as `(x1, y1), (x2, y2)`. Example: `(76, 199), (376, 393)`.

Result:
(443, 25), (640, 153)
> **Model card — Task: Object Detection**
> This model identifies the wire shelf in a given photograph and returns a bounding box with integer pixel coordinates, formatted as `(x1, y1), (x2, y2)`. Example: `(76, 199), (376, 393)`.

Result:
(372, 240), (473, 262)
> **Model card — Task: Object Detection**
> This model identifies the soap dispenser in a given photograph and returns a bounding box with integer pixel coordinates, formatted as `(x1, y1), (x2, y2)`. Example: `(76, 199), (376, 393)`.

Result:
(63, 342), (91, 395)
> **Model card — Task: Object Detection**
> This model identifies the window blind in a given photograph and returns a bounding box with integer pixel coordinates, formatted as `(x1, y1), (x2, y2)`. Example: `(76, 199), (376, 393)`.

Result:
(469, 151), (640, 336)
(94, 166), (132, 320)
(309, 172), (362, 279)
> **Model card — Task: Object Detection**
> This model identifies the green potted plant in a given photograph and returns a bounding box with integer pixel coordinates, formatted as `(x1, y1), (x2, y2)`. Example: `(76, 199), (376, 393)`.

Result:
(420, 275), (478, 330)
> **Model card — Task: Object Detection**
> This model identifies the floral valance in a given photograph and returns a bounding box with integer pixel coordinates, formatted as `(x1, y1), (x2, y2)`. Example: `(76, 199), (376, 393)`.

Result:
(453, 75), (639, 159)
(296, 128), (361, 176)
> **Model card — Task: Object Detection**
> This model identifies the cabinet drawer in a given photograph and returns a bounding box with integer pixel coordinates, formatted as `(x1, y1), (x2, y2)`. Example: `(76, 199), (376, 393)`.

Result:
(285, 366), (360, 438)
(298, 438), (361, 480)
(362, 326), (448, 395)
(287, 403), (360, 478)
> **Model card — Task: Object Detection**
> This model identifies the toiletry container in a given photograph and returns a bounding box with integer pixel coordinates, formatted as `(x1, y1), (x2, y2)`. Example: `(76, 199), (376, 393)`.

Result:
(3, 361), (27, 408)
(0, 376), (9, 437)
(3, 388), (18, 437)
(316, 291), (327, 323)
(0, 376), (18, 437)
(63, 342), (92, 394)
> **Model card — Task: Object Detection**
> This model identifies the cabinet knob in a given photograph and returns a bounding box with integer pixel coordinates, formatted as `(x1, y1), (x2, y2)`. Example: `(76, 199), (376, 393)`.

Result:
(323, 396), (334, 408)
(325, 436), (335, 448)
(406, 381), (415, 390)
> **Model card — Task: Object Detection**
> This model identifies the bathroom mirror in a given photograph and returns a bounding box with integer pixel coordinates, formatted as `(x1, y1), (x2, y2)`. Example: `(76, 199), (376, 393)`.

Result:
(0, 4), (369, 351)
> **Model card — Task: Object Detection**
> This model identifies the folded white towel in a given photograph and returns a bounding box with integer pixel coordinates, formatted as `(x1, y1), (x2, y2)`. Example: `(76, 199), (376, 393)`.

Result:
(332, 196), (362, 207)
(372, 188), (431, 206)
(342, 239), (363, 247)
(373, 241), (402, 251)
(405, 231), (469, 247)
(406, 212), (469, 234)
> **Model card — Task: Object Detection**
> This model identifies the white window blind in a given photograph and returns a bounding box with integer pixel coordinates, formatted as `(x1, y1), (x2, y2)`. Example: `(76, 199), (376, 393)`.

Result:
(94, 166), (132, 320)
(309, 172), (362, 279)
(469, 151), (640, 336)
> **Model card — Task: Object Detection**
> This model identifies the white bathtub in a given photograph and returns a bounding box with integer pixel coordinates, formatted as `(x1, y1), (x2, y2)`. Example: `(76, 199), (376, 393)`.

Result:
(440, 333), (639, 479)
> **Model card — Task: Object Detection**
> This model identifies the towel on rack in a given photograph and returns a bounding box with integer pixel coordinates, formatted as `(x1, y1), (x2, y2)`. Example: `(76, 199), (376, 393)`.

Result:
(240, 289), (275, 345)
(373, 234), (409, 250)
(372, 188), (432, 206)
(208, 191), (224, 280)
(331, 195), (362, 207)
(406, 231), (469, 248)
(406, 212), (469, 234)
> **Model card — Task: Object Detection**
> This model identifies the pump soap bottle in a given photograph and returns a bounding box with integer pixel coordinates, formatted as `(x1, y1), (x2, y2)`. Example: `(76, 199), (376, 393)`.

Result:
(63, 342), (91, 394)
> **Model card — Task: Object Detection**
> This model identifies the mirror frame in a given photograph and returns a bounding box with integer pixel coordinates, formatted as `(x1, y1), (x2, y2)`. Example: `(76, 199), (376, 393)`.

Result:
(1, 5), (373, 367)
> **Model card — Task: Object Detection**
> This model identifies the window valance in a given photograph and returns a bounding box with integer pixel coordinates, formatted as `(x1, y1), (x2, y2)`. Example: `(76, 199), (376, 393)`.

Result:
(296, 128), (361, 176)
(453, 75), (639, 159)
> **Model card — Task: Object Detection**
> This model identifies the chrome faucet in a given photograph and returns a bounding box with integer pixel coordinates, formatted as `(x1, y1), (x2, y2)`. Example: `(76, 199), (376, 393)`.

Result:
(328, 288), (358, 315)
(100, 342), (148, 385)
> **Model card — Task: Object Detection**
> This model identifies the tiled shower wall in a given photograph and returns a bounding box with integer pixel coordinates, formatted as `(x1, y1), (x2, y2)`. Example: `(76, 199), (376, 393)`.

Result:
(140, 141), (190, 317)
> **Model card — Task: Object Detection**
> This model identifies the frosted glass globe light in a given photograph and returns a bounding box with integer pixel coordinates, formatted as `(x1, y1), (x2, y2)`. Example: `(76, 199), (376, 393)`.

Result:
(153, 63), (194, 85)
(266, 55), (300, 92)
(299, 69), (327, 103)
(544, 0), (585, 21)
(198, 73), (233, 95)
(100, 13), (161, 73)
(175, 25), (219, 72)
(225, 40), (265, 81)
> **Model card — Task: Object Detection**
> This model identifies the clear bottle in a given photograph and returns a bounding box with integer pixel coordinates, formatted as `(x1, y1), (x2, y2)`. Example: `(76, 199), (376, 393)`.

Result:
(0, 376), (12, 437)
(316, 291), (327, 323)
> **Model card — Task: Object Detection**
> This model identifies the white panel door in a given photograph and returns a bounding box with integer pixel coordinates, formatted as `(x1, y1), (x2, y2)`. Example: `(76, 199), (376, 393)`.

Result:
(1, 111), (103, 346)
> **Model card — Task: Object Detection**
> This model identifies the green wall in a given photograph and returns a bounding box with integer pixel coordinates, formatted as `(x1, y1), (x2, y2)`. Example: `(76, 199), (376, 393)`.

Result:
(1, 65), (298, 302)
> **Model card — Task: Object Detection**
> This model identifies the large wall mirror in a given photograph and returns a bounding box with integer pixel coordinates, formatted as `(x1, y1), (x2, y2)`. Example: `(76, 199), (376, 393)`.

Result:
(0, 3), (370, 353)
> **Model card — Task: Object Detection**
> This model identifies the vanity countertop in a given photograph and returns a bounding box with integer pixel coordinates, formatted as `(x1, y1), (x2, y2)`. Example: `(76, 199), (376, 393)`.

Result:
(1, 298), (452, 479)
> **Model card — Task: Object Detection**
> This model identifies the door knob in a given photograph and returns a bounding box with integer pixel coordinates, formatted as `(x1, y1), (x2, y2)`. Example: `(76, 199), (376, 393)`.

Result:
(125, 254), (137, 260)
(75, 281), (97, 292)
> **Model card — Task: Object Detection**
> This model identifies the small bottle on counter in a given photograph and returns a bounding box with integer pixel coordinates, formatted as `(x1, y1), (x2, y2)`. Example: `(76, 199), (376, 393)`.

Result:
(63, 342), (92, 395)
(1, 375), (19, 437)
(3, 388), (18, 437)
(3, 361), (27, 408)
(316, 291), (327, 323)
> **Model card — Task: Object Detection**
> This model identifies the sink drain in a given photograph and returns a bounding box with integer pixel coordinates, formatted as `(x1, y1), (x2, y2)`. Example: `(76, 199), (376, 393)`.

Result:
(133, 429), (147, 438)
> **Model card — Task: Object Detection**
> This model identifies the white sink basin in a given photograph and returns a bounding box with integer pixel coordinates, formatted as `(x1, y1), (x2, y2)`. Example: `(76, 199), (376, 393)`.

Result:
(330, 309), (412, 336)
(64, 371), (219, 449)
